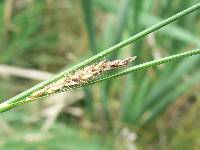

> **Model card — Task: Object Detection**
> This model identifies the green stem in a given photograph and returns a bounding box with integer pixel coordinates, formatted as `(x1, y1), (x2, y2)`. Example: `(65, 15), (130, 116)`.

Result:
(1, 3), (200, 110)
(0, 49), (199, 113)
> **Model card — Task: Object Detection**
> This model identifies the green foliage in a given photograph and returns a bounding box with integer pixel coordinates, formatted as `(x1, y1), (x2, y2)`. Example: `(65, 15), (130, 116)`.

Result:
(0, 123), (112, 150)
(0, 0), (200, 149)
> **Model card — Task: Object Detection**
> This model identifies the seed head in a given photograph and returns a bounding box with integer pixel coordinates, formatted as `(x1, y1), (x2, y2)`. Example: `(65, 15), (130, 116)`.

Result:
(29, 56), (136, 99)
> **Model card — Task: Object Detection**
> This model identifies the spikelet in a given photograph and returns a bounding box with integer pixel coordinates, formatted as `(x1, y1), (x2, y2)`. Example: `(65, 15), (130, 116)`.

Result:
(29, 56), (136, 99)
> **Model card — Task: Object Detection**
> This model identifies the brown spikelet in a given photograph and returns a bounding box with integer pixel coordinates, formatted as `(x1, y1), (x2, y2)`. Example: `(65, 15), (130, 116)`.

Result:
(29, 56), (136, 99)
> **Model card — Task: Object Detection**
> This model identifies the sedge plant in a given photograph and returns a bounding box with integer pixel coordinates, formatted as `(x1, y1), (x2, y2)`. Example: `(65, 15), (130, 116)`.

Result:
(0, 3), (200, 113)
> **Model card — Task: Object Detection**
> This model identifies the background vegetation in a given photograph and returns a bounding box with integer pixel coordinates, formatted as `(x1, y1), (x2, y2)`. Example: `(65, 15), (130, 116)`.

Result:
(0, 0), (199, 149)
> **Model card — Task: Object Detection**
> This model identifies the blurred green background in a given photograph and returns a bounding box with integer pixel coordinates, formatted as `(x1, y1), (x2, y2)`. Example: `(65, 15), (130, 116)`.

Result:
(0, 0), (200, 149)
